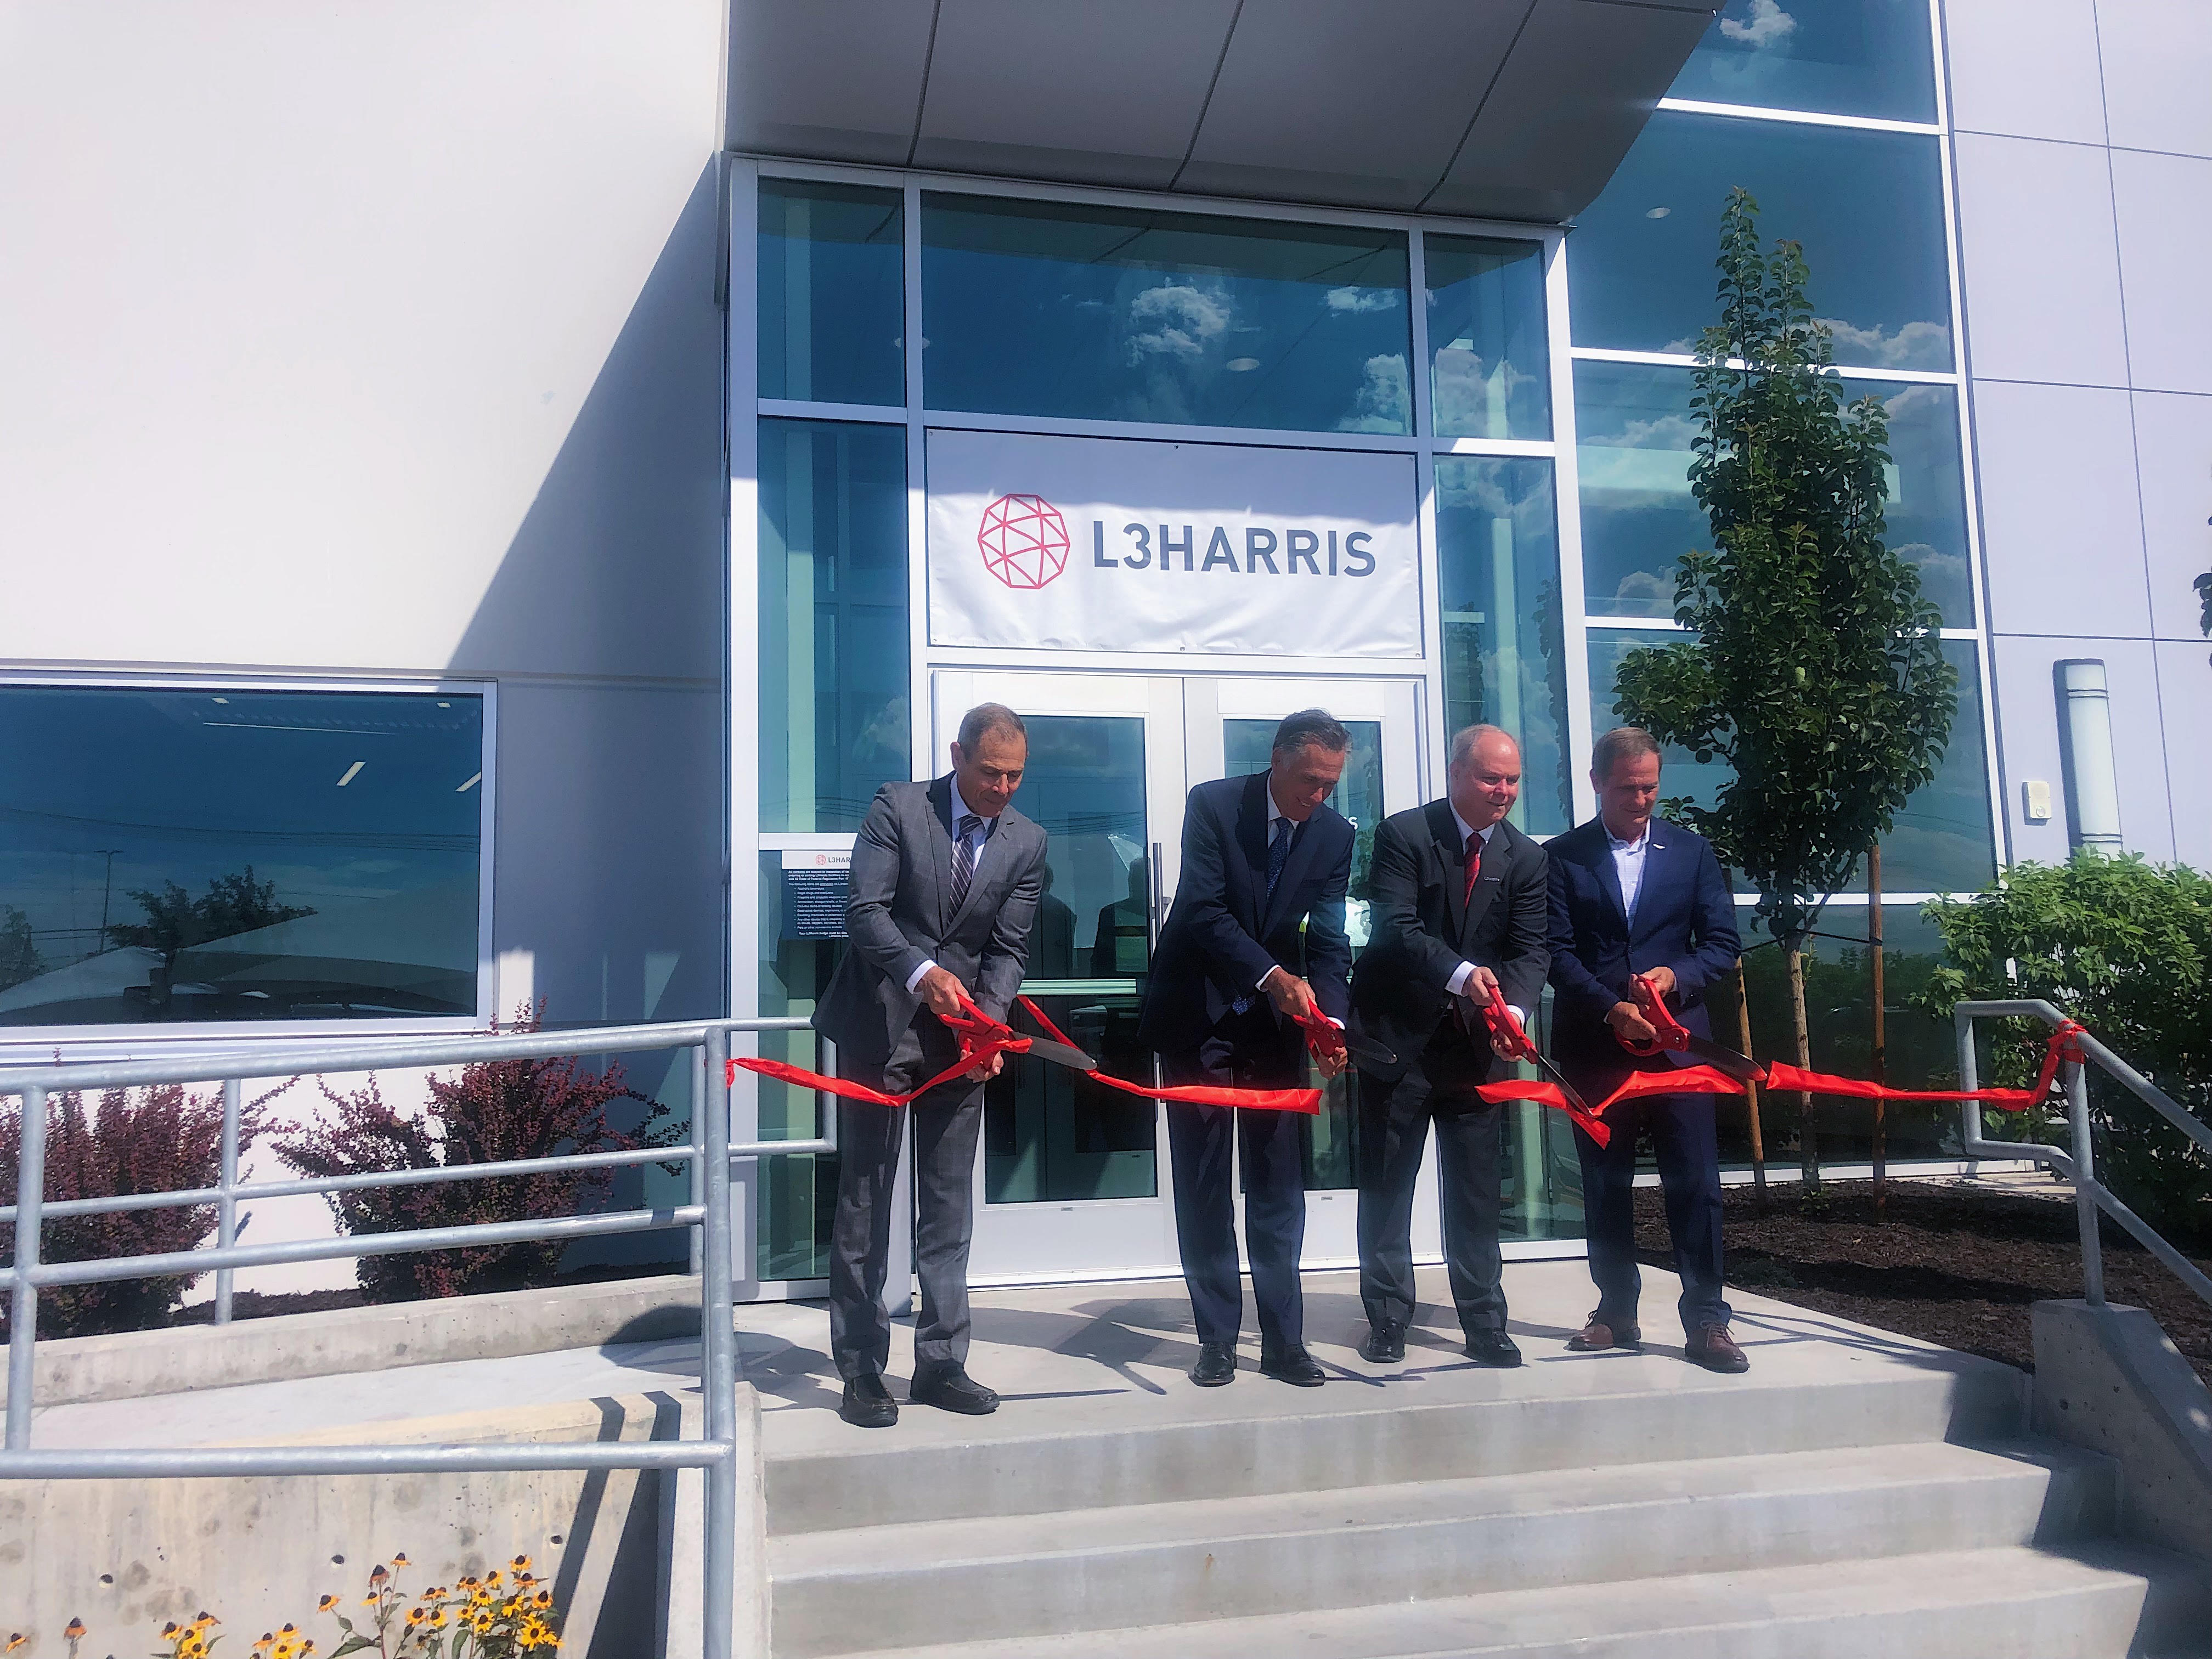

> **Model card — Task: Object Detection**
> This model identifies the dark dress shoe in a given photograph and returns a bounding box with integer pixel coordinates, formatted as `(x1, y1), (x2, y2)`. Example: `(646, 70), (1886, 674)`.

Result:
(1565, 1311), (1642, 1352)
(910, 1364), (1000, 1414)
(1189, 1341), (1238, 1387)
(1361, 1321), (1407, 1364)
(1686, 1325), (1750, 1374)
(1465, 1329), (1523, 1368)
(1259, 1345), (1327, 1387)
(839, 1374), (899, 1429)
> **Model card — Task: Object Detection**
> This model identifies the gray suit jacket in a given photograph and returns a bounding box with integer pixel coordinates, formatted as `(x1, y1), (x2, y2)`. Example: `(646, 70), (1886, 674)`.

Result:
(812, 776), (1048, 1068)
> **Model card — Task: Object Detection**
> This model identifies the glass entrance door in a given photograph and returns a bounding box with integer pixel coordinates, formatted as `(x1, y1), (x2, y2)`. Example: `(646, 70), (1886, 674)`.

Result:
(936, 670), (1423, 1284)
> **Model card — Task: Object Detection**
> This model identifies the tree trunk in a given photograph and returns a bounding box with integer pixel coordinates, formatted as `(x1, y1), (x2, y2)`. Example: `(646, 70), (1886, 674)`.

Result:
(1869, 842), (1887, 1212)
(1788, 938), (1818, 1189)
(1731, 957), (1767, 1201)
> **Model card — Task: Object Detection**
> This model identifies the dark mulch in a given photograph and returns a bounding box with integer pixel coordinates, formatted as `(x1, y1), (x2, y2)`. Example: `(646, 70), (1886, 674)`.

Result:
(1634, 1178), (2212, 1386)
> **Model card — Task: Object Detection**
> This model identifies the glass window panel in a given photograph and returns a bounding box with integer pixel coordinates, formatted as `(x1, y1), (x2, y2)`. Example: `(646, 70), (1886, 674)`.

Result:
(1669, 0), (1938, 123)
(981, 714), (1157, 1204)
(757, 853), (836, 1280)
(1573, 361), (1974, 625)
(758, 418), (910, 832)
(0, 688), (482, 1026)
(922, 194), (1411, 433)
(1437, 458), (1576, 835)
(1569, 111), (1951, 371)
(1585, 631), (1997, 898)
(758, 179), (904, 407)
(1425, 235), (1551, 440)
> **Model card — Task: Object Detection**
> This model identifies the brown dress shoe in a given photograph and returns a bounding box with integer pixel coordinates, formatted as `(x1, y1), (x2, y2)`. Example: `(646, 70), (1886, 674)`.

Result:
(1565, 1312), (1641, 1352)
(1686, 1325), (1750, 1373)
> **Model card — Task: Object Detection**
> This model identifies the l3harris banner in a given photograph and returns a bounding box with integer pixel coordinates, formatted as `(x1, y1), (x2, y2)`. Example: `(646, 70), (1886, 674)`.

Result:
(925, 428), (1421, 659)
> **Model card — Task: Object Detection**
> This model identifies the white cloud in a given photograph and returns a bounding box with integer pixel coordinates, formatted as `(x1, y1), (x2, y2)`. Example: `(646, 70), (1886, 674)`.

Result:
(1336, 354), (1412, 434)
(1431, 348), (1545, 436)
(1122, 284), (1231, 363)
(1817, 318), (1953, 371)
(1324, 286), (1400, 314)
(1719, 0), (1797, 49)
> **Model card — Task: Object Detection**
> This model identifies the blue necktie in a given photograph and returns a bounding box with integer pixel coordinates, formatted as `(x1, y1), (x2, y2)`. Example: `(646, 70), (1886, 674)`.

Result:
(1265, 816), (1293, 899)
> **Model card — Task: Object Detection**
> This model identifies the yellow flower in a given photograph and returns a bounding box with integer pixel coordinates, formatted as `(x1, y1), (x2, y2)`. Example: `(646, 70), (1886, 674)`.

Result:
(255, 1634), (275, 1654)
(404, 1609), (426, 1630)
(271, 1643), (296, 1659)
(316, 1594), (338, 1615)
(6, 1635), (24, 1654)
(194, 1613), (218, 1631)
(509, 1555), (531, 1573)
(428, 1611), (448, 1630)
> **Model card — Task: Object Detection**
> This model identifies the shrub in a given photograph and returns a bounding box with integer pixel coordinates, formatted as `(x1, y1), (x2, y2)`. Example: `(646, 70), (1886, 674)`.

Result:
(1918, 853), (2212, 1242)
(274, 1005), (674, 1302)
(0, 1082), (280, 1339)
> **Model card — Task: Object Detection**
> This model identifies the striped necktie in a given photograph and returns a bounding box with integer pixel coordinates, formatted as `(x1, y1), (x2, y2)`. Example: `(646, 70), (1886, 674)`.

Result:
(949, 812), (985, 916)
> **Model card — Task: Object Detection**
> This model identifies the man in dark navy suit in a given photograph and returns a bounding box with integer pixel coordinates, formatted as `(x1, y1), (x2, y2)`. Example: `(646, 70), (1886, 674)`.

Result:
(1546, 726), (1748, 1373)
(1138, 709), (1355, 1390)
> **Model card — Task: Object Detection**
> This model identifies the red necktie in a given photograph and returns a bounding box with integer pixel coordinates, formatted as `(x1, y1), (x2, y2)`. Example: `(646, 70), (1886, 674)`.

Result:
(1464, 830), (1485, 903)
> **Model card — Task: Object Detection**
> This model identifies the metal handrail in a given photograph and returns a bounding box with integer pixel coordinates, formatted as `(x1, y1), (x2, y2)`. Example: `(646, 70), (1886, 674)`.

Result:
(1, 1013), (833, 1659)
(1955, 998), (2212, 1316)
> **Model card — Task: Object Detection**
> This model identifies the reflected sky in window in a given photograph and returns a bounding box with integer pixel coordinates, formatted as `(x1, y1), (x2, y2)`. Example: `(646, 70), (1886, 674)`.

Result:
(1425, 235), (1550, 441)
(0, 689), (483, 1025)
(923, 194), (1411, 433)
(1575, 360), (1973, 626)
(1669, 0), (1937, 123)
(1570, 111), (1950, 371)
(759, 179), (904, 407)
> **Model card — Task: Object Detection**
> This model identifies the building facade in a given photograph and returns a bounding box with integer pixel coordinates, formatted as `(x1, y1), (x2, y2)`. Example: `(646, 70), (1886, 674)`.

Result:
(2, 1), (2206, 1299)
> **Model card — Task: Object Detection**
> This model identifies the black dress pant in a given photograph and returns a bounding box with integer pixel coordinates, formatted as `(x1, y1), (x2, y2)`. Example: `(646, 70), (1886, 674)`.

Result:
(1573, 1080), (1730, 1335)
(1356, 1032), (1508, 1338)
(827, 1017), (984, 1381)
(1163, 1011), (1308, 1356)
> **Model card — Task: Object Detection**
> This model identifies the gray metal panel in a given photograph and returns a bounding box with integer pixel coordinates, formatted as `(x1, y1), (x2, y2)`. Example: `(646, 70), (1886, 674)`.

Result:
(2096, 0), (2212, 161)
(2111, 148), (2212, 397)
(726, 0), (936, 163)
(1426, 0), (1717, 222)
(1175, 0), (1527, 211)
(1942, 0), (2107, 146)
(2130, 389), (2212, 642)
(912, 0), (1235, 188)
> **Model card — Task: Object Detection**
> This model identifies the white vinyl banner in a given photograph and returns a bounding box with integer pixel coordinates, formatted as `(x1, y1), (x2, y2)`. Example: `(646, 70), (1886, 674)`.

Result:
(926, 429), (1421, 659)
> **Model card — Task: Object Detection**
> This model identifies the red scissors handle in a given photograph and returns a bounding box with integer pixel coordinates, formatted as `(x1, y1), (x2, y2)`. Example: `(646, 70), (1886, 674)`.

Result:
(1620, 971), (1691, 1057)
(1481, 982), (1536, 1060)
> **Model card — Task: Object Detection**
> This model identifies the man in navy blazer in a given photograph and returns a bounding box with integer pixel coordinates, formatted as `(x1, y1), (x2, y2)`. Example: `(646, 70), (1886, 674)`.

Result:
(1138, 709), (1355, 1390)
(1547, 726), (1748, 1373)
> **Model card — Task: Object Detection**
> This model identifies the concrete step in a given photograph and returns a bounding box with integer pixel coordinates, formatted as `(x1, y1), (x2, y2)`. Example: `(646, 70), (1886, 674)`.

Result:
(765, 1362), (2028, 1535)
(769, 1441), (2112, 1658)
(851, 1543), (2212, 1659)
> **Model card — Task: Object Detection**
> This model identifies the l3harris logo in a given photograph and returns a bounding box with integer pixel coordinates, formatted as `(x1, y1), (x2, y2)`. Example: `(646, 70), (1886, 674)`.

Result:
(977, 492), (1378, 592)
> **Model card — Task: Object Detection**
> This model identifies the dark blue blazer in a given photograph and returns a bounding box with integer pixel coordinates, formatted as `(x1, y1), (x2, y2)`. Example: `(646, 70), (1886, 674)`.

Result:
(1545, 815), (1741, 1095)
(1137, 772), (1353, 1058)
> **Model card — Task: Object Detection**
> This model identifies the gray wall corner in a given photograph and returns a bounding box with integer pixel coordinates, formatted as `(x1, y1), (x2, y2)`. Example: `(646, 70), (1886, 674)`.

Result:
(2031, 1298), (2212, 1565)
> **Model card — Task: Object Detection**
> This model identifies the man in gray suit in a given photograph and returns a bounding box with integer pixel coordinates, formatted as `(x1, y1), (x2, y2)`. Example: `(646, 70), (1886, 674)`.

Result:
(812, 703), (1047, 1429)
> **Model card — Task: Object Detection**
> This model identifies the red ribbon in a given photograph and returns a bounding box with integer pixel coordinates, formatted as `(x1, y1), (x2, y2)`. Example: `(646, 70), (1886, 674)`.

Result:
(727, 993), (1324, 1115)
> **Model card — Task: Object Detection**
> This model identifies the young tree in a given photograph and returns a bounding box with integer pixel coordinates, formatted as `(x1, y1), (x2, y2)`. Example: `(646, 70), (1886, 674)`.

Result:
(1612, 188), (1956, 1187)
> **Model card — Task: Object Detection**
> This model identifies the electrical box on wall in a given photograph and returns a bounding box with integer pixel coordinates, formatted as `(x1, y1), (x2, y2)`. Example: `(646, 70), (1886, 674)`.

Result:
(2022, 780), (2052, 823)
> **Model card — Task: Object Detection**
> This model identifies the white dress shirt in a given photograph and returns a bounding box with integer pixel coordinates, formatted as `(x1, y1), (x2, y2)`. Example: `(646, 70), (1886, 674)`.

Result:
(1443, 809), (1527, 1029)
(1607, 820), (1651, 925)
(905, 778), (996, 994)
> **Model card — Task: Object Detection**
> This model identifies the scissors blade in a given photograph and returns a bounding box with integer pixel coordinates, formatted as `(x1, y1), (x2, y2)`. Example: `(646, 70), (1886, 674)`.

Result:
(1527, 1049), (1598, 1119)
(1331, 1029), (1397, 1069)
(1681, 1033), (1765, 1084)
(1022, 1035), (1099, 1072)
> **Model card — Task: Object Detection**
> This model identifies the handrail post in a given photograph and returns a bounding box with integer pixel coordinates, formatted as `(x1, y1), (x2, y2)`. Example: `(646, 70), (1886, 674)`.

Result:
(7, 1084), (48, 1449)
(700, 1028), (736, 1659)
(1955, 1003), (1981, 1159)
(2066, 1056), (2106, 1308)
(689, 1043), (707, 1279)
(215, 1078), (242, 1325)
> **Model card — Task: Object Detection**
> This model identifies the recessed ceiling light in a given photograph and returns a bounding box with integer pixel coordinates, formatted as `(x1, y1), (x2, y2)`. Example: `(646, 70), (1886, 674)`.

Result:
(1226, 357), (1260, 372)
(1645, 206), (1671, 219)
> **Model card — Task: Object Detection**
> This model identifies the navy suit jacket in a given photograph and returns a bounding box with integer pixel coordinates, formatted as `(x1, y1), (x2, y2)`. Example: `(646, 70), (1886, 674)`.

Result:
(1137, 772), (1353, 1059)
(1544, 815), (1741, 1096)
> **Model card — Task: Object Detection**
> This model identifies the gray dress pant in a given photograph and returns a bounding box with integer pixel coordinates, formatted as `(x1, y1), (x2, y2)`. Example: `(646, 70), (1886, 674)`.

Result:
(827, 1015), (984, 1381)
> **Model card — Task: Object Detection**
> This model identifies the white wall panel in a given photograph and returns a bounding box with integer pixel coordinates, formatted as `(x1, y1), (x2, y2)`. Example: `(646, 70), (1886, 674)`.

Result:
(1951, 133), (2130, 389)
(1969, 381), (2149, 638)
(2111, 148), (2212, 397)
(1944, 0), (2107, 146)
(2096, 0), (2212, 161)
(1989, 634), (2175, 863)
(2129, 390), (2212, 642)
(0, 0), (725, 680)
(2155, 642), (2212, 870)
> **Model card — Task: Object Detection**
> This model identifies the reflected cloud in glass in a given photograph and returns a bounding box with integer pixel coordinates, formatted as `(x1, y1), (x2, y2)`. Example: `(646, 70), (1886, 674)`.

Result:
(1669, 0), (1937, 124)
(1425, 235), (1551, 441)
(923, 194), (1410, 433)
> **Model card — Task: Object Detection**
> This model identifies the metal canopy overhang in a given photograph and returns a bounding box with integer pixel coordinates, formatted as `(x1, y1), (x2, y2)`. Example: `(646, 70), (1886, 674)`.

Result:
(726, 0), (1718, 223)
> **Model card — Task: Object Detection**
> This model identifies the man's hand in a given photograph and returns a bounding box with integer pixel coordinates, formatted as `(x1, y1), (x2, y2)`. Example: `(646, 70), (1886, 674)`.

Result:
(964, 1050), (1005, 1082)
(1640, 964), (1678, 1000)
(1313, 1046), (1348, 1081)
(1261, 966), (1319, 1024)
(1459, 964), (1502, 1006)
(1607, 1000), (1659, 1046)
(916, 964), (970, 1020)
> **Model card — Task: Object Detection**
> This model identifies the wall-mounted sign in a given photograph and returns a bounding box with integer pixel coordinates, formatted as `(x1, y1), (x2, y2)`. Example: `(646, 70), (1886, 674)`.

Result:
(926, 429), (1421, 659)
(779, 849), (851, 941)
